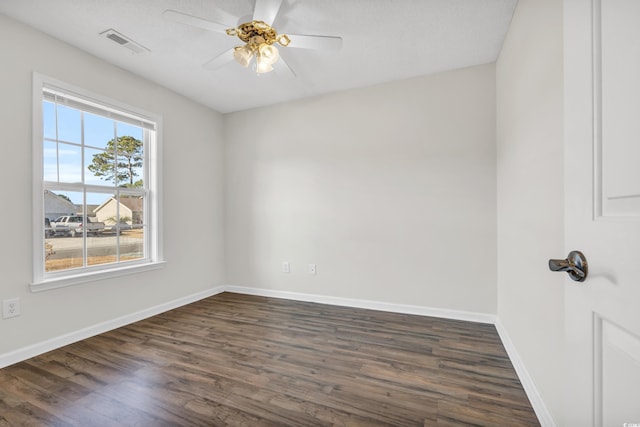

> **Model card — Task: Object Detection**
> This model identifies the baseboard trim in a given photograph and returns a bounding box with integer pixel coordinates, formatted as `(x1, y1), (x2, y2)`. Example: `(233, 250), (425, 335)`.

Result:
(224, 285), (497, 324)
(0, 286), (226, 369)
(494, 319), (556, 427)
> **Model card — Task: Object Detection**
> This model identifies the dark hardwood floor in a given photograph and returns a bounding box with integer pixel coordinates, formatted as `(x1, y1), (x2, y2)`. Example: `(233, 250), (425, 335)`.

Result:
(0, 292), (540, 426)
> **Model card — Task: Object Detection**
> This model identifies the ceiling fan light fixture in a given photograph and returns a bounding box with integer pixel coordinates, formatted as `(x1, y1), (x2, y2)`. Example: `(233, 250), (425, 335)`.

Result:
(255, 60), (274, 74)
(255, 43), (278, 74)
(233, 45), (253, 68)
(225, 20), (287, 74)
(258, 43), (279, 65)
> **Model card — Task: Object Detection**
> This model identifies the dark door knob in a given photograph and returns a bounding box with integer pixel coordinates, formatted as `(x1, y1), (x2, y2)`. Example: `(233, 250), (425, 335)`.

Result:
(549, 251), (588, 282)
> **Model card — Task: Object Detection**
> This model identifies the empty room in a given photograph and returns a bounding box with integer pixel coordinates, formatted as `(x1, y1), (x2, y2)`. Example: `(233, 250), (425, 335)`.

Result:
(1, 0), (639, 425)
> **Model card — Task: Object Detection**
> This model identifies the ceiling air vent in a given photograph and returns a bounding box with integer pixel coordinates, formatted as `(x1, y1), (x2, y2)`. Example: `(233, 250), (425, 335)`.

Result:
(100, 29), (149, 54)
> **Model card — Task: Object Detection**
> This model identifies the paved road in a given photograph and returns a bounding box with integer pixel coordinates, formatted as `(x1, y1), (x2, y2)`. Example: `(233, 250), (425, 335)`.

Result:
(46, 235), (143, 259)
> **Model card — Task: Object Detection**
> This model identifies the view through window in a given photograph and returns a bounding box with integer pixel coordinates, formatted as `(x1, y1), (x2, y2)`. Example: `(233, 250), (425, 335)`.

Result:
(40, 84), (156, 278)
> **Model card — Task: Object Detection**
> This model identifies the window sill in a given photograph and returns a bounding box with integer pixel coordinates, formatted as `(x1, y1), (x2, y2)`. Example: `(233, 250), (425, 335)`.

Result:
(30, 261), (166, 292)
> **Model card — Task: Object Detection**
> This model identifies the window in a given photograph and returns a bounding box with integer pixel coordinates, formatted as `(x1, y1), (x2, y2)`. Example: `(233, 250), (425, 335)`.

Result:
(32, 74), (163, 291)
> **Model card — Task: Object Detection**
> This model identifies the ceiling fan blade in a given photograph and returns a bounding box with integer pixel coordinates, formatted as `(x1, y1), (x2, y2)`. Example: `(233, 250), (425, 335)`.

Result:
(253, 0), (283, 26)
(275, 56), (296, 79)
(163, 10), (230, 34)
(203, 48), (235, 70)
(286, 34), (343, 51)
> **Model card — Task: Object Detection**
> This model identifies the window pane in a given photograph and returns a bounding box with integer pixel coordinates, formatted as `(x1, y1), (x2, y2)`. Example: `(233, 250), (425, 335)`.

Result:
(119, 194), (145, 261)
(44, 214), (56, 264)
(44, 190), (77, 221)
(45, 190), (83, 273)
(117, 122), (143, 141)
(45, 236), (83, 272)
(43, 140), (58, 182)
(43, 101), (56, 140)
(120, 226), (144, 262)
(114, 131), (144, 188)
(123, 195), (145, 227)
(85, 113), (115, 148)
(85, 147), (114, 186)
(86, 191), (115, 266)
(57, 105), (81, 143)
(116, 151), (144, 187)
(58, 142), (82, 183)
(87, 236), (117, 266)
(93, 194), (116, 227)
(87, 192), (110, 214)
(91, 193), (144, 263)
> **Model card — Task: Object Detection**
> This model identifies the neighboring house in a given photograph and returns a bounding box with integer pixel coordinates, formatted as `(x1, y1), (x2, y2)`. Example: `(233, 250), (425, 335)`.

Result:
(44, 190), (76, 220)
(75, 204), (100, 217)
(93, 196), (143, 225)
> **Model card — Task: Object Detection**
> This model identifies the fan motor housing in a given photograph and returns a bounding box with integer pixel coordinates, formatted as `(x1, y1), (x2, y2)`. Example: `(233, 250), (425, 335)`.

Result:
(233, 21), (276, 44)
(227, 20), (290, 47)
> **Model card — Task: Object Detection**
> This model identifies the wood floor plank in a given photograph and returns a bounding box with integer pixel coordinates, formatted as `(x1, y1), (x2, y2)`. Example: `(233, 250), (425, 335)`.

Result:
(0, 292), (540, 426)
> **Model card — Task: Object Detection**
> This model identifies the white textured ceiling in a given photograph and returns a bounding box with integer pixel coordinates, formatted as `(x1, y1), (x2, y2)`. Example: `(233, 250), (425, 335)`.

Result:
(0, 0), (517, 113)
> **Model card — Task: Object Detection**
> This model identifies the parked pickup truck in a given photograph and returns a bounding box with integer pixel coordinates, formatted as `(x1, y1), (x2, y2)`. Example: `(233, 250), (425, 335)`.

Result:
(52, 215), (105, 237)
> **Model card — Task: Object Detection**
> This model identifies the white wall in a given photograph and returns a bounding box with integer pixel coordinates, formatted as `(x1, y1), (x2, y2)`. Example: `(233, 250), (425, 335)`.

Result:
(496, 0), (564, 423)
(225, 64), (497, 313)
(0, 14), (225, 356)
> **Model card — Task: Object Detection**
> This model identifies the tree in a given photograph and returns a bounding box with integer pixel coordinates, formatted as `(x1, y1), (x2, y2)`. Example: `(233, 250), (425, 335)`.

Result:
(88, 136), (143, 187)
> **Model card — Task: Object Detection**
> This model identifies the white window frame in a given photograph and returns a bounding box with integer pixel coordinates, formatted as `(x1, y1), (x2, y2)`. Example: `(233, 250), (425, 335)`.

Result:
(32, 73), (164, 292)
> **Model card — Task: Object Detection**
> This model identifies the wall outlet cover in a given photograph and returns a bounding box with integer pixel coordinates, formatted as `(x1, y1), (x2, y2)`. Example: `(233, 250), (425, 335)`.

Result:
(282, 262), (290, 273)
(2, 298), (21, 319)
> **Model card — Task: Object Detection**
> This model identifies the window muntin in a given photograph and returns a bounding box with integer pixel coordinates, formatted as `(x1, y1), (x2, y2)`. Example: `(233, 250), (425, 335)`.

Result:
(34, 76), (161, 289)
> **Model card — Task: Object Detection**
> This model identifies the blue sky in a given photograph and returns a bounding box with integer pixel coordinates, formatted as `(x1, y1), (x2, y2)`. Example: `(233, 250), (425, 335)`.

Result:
(43, 101), (143, 205)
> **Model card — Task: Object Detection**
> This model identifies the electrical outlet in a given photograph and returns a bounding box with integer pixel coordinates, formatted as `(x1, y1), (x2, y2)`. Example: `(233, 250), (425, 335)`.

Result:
(2, 298), (21, 319)
(282, 261), (290, 273)
(308, 264), (316, 275)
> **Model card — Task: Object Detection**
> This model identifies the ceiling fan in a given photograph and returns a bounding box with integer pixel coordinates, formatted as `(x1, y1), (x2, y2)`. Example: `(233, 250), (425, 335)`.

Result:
(163, 0), (343, 77)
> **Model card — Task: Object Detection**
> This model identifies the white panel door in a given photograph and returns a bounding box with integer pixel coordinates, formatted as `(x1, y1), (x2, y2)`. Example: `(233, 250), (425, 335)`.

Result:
(564, 0), (640, 425)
